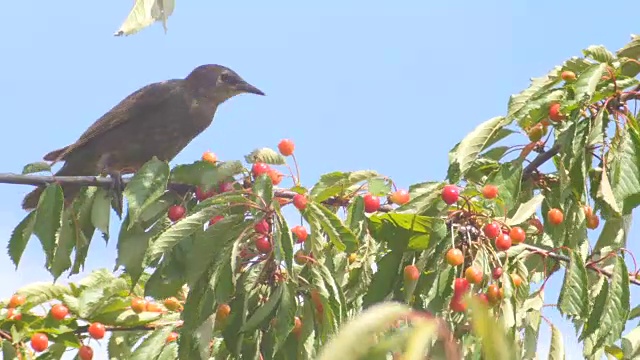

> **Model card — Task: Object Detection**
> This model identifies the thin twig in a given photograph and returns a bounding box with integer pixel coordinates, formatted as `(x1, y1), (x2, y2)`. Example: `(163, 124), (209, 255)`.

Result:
(73, 320), (183, 334)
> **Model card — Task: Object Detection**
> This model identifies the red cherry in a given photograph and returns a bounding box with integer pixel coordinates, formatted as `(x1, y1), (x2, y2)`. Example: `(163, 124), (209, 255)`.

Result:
(453, 278), (470, 296)
(209, 215), (224, 226)
(8, 293), (26, 308)
(403, 265), (420, 282)
(168, 205), (186, 222)
(291, 225), (308, 243)
(294, 250), (308, 265)
(587, 214), (600, 229)
(464, 266), (483, 284)
(252, 163), (271, 177)
(389, 189), (410, 205)
(561, 71), (576, 82)
(511, 273), (523, 287)
(195, 186), (216, 201)
(278, 139), (295, 156)
(476, 293), (490, 305)
(363, 193), (380, 213)
(549, 103), (565, 122)
(483, 222), (501, 239)
(441, 185), (460, 205)
(487, 284), (501, 304)
(218, 182), (234, 193)
(445, 248), (464, 266)
(495, 233), (512, 251)
(163, 297), (181, 312)
(268, 169), (284, 185)
(50, 303), (69, 320)
(130, 297), (147, 314)
(255, 236), (272, 254)
(88, 322), (106, 340)
(509, 226), (526, 244)
(548, 208), (564, 225)
(293, 194), (308, 210)
(201, 151), (218, 164)
(492, 267), (503, 280)
(30, 333), (49, 352)
(482, 184), (498, 199)
(78, 345), (94, 360)
(6, 308), (21, 321)
(449, 295), (467, 312)
(292, 316), (303, 338)
(254, 219), (270, 234)
(217, 303), (231, 322)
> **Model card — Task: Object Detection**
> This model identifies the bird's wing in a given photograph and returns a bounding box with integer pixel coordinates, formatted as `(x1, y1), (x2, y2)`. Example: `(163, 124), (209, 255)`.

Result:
(46, 79), (184, 163)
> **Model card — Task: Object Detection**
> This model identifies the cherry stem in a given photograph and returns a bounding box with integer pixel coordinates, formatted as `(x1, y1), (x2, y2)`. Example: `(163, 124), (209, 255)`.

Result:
(291, 153), (301, 186)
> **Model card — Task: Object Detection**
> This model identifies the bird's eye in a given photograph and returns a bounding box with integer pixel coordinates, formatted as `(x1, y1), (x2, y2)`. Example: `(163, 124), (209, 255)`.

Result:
(219, 72), (233, 83)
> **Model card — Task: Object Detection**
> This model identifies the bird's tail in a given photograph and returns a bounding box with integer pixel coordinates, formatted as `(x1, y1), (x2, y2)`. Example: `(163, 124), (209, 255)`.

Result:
(21, 160), (91, 211)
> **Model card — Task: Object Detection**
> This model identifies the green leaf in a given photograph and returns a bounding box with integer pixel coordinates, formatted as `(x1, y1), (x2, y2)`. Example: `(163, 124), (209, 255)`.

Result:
(7, 212), (36, 268)
(241, 284), (282, 332)
(594, 256), (631, 348)
(124, 157), (170, 228)
(617, 34), (640, 59)
(185, 215), (246, 285)
(598, 166), (622, 215)
(15, 282), (71, 305)
(49, 214), (78, 279)
(130, 326), (175, 360)
(557, 251), (588, 317)
(306, 203), (356, 252)
(115, 0), (175, 36)
(116, 215), (169, 284)
(273, 282), (297, 351)
(486, 160), (523, 213)
(593, 214), (632, 256)
(368, 213), (445, 251)
(362, 251), (403, 307)
(245, 147), (286, 165)
(146, 205), (222, 261)
(253, 174), (274, 206)
(91, 188), (111, 240)
(608, 128), (640, 214)
(622, 326), (640, 359)
(367, 178), (391, 197)
(310, 170), (379, 202)
(33, 184), (64, 265)
(573, 63), (608, 104)
(448, 116), (508, 178)
(274, 208), (294, 272)
(2, 340), (17, 360)
(507, 66), (562, 120)
(394, 182), (443, 215)
(583, 45), (615, 63)
(506, 194), (544, 226)
(548, 325), (566, 360)
(108, 331), (147, 360)
(22, 161), (51, 174)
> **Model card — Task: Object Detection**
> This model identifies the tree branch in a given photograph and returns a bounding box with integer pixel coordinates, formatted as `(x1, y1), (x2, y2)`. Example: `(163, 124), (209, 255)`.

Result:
(1, 173), (636, 285)
(73, 320), (183, 334)
(522, 144), (561, 179)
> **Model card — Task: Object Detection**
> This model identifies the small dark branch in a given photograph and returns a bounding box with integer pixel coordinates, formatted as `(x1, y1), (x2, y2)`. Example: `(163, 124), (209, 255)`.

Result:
(0, 329), (11, 341)
(522, 144), (561, 180)
(521, 244), (640, 286)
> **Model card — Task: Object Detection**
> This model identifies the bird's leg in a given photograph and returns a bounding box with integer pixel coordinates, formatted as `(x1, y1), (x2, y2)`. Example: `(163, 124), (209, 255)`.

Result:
(108, 169), (125, 218)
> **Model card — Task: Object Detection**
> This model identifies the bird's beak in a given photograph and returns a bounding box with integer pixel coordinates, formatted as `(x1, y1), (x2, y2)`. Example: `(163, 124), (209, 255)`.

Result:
(235, 81), (265, 96)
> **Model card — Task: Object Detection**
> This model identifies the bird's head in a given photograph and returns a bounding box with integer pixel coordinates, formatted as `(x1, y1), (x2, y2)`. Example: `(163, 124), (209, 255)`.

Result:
(185, 64), (265, 103)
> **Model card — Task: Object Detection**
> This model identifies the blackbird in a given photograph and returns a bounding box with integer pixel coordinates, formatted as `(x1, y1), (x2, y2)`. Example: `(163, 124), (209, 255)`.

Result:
(22, 64), (264, 210)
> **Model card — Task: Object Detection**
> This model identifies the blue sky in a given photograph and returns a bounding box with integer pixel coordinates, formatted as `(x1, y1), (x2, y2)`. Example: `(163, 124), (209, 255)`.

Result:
(1, 1), (639, 359)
